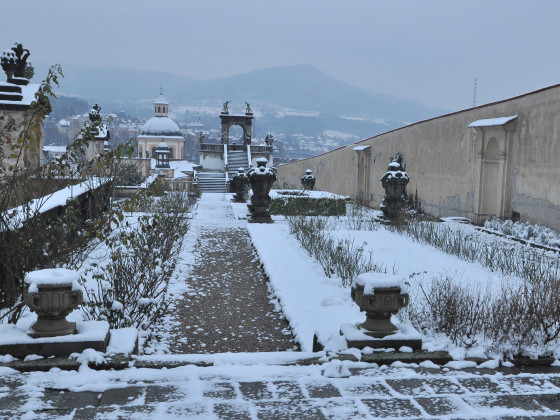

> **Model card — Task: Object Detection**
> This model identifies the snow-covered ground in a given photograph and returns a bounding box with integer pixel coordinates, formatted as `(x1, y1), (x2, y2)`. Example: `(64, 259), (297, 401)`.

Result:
(3, 194), (560, 418)
(248, 217), (520, 360)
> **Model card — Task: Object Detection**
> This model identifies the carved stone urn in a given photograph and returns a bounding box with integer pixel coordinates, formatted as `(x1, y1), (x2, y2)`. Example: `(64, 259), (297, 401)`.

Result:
(230, 167), (248, 202)
(351, 273), (409, 338)
(300, 169), (316, 191)
(380, 155), (409, 218)
(24, 269), (83, 338)
(247, 158), (276, 223)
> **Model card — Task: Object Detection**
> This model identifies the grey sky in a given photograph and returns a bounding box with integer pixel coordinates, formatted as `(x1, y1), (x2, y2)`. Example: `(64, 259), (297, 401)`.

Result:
(2, 0), (559, 110)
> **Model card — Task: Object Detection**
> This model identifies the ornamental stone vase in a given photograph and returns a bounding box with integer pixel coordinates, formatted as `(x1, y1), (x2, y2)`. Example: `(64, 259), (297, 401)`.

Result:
(247, 158), (276, 223)
(351, 273), (409, 338)
(300, 169), (316, 191)
(231, 168), (248, 202)
(380, 156), (409, 219)
(24, 269), (83, 338)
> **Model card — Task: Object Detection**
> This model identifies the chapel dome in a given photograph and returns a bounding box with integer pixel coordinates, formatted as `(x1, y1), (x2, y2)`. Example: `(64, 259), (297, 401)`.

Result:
(140, 116), (182, 137)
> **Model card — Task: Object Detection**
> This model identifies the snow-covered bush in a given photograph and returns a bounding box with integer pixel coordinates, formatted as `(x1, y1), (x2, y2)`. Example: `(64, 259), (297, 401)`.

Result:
(406, 275), (560, 358)
(485, 218), (560, 249)
(81, 191), (195, 329)
(269, 190), (346, 216)
(411, 277), (491, 348)
(390, 221), (560, 284)
(287, 215), (384, 286)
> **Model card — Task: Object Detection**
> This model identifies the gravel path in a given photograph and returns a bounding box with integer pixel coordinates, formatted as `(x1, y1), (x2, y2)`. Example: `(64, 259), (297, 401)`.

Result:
(166, 193), (298, 354)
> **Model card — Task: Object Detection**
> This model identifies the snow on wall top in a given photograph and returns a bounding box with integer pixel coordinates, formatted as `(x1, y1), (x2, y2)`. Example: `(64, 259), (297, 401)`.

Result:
(469, 115), (517, 127)
(353, 145), (371, 151)
(0, 83), (40, 106)
(5, 177), (110, 230)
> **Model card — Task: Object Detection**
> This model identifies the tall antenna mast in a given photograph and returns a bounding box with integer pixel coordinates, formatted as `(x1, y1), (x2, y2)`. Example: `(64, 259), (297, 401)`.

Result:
(473, 77), (477, 107)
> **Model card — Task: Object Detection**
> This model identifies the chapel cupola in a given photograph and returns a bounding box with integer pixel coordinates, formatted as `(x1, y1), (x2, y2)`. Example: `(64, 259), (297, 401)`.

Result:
(154, 91), (168, 117)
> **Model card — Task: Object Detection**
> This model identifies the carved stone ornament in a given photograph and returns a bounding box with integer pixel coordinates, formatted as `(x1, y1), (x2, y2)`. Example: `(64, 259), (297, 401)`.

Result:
(231, 168), (249, 202)
(1, 42), (32, 85)
(24, 269), (83, 338)
(247, 158), (276, 223)
(380, 154), (409, 218)
(301, 169), (316, 190)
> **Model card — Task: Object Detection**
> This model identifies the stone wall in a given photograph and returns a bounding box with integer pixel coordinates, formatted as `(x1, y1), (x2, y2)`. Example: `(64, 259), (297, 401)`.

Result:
(277, 84), (560, 231)
(0, 108), (43, 171)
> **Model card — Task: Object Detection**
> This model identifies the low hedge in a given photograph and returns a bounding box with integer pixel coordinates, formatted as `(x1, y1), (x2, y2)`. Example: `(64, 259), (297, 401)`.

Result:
(268, 190), (346, 216)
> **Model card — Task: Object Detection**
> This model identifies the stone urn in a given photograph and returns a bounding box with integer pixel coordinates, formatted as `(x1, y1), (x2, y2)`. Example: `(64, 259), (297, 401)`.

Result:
(24, 269), (83, 338)
(351, 273), (409, 338)
(247, 158), (276, 223)
(230, 167), (248, 202)
(380, 156), (409, 218)
(300, 169), (316, 191)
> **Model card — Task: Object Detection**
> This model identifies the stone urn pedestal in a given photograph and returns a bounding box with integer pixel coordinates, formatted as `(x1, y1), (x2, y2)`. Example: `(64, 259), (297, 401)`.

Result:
(380, 158), (409, 219)
(300, 169), (316, 191)
(24, 269), (83, 338)
(247, 158), (276, 223)
(230, 168), (248, 202)
(0, 268), (112, 358)
(341, 273), (422, 350)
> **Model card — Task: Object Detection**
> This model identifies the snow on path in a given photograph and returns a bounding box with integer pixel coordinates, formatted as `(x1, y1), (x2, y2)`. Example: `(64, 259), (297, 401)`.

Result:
(146, 193), (297, 354)
(248, 221), (361, 352)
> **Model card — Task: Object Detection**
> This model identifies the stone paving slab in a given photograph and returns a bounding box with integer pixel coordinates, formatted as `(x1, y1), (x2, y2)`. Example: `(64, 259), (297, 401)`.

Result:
(1, 363), (560, 419)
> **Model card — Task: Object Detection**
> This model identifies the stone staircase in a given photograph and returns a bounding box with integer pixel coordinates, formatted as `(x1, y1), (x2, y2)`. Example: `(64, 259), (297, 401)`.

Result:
(196, 171), (227, 193)
(227, 150), (250, 178)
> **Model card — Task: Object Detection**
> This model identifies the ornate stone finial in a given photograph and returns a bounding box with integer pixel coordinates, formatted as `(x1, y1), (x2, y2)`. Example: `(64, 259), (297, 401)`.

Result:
(89, 104), (102, 123)
(159, 86), (163, 96)
(1, 42), (32, 85)
(265, 134), (274, 146)
(301, 169), (316, 191)
(222, 100), (231, 114)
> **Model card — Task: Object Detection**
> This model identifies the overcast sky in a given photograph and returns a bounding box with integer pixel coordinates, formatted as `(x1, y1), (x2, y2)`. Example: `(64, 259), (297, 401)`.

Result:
(2, 0), (559, 111)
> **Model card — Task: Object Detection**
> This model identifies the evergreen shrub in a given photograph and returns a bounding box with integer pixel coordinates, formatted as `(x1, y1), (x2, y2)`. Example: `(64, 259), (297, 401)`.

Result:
(269, 190), (346, 216)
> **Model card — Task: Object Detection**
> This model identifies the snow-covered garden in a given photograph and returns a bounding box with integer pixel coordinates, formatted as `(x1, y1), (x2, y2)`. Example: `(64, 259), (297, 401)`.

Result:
(245, 201), (560, 362)
(4, 191), (560, 366)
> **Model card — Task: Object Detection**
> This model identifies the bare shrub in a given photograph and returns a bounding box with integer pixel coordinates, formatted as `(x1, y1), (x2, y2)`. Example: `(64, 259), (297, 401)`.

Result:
(389, 221), (560, 284)
(409, 273), (560, 357)
(288, 215), (384, 286)
(416, 277), (491, 348)
(488, 276), (560, 354)
(343, 201), (380, 231)
(81, 191), (195, 330)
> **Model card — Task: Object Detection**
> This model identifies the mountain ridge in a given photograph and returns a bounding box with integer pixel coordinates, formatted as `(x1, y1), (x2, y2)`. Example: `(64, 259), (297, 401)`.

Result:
(33, 62), (449, 138)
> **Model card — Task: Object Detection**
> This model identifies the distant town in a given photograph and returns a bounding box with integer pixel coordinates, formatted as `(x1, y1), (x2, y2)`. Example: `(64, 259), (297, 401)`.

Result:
(42, 95), (364, 166)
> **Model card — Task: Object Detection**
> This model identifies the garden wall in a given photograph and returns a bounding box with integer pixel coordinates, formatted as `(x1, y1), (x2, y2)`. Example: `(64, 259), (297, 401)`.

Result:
(277, 84), (560, 230)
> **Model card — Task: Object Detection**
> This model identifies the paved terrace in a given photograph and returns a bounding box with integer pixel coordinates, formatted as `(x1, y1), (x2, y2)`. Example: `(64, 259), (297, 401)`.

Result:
(1, 193), (560, 419)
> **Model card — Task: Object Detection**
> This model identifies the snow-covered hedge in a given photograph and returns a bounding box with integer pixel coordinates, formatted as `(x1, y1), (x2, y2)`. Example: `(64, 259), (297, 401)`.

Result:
(484, 219), (560, 249)
(269, 190), (346, 216)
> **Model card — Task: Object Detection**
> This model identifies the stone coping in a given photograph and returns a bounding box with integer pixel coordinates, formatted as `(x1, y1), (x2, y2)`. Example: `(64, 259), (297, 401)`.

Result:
(0, 321), (110, 359)
(1, 350), (559, 373)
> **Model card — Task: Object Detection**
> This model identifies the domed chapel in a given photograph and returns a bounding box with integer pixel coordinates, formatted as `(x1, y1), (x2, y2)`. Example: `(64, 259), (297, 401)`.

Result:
(137, 92), (184, 159)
